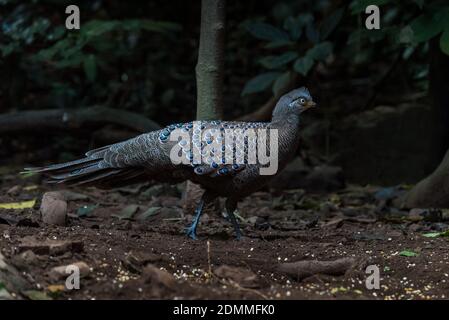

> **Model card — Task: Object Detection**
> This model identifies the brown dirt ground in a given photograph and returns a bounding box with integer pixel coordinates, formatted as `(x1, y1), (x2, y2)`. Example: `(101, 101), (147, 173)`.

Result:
(1, 166), (449, 300)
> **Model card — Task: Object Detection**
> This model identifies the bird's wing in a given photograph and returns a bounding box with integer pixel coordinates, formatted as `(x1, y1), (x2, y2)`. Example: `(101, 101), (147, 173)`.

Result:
(173, 120), (270, 178)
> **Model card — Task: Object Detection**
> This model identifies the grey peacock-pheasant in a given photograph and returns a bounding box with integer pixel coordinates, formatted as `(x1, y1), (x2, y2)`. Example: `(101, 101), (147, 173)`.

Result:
(25, 87), (316, 239)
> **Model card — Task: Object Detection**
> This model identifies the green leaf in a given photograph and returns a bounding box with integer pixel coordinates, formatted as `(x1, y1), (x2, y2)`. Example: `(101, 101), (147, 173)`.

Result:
(284, 13), (313, 41)
(23, 290), (52, 300)
(264, 40), (294, 49)
(307, 41), (333, 61)
(293, 56), (314, 75)
(141, 20), (181, 32)
(305, 22), (320, 44)
(410, 13), (445, 43)
(399, 250), (418, 257)
(112, 204), (139, 220)
(138, 207), (162, 220)
(245, 22), (290, 41)
(83, 20), (120, 37)
(402, 46), (415, 59)
(284, 17), (304, 41)
(124, 19), (181, 33)
(413, 0), (424, 9)
(272, 71), (291, 96)
(349, 0), (389, 15)
(422, 232), (441, 238)
(37, 39), (71, 61)
(83, 54), (97, 82)
(0, 282), (10, 299)
(0, 43), (16, 57)
(54, 54), (84, 69)
(259, 52), (298, 69)
(48, 26), (66, 41)
(320, 8), (345, 40)
(422, 230), (449, 238)
(77, 204), (98, 217)
(440, 28), (449, 56)
(82, 19), (179, 39)
(399, 26), (414, 44)
(242, 72), (282, 95)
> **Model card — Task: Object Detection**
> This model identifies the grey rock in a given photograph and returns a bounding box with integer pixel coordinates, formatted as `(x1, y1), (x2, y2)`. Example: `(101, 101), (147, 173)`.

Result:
(40, 191), (67, 226)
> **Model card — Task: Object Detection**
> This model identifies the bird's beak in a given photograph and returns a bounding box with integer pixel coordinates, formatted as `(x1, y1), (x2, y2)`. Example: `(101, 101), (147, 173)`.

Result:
(305, 101), (316, 109)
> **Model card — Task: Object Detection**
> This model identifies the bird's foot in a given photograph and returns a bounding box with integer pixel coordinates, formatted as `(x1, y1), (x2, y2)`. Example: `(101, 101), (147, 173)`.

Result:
(185, 200), (204, 240)
(234, 230), (242, 241)
(185, 216), (201, 240)
(185, 223), (199, 240)
(186, 219), (198, 240)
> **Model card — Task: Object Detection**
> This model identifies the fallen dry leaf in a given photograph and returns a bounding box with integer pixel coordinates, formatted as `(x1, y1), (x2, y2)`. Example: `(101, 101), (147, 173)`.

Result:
(47, 284), (66, 293)
(0, 199), (36, 210)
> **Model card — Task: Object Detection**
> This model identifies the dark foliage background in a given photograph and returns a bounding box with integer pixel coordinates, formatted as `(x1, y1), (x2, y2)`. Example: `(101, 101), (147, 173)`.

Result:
(1, 0), (449, 184)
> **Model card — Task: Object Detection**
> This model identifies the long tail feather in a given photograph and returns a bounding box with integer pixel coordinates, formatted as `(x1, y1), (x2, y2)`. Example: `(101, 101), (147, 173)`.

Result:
(25, 153), (143, 188)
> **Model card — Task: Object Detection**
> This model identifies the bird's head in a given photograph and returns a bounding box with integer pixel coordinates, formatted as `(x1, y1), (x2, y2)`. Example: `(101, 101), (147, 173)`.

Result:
(272, 87), (316, 119)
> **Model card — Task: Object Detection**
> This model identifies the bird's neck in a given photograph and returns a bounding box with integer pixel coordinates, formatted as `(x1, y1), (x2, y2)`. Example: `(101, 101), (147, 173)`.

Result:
(271, 112), (300, 128)
(269, 114), (301, 164)
(270, 113), (301, 138)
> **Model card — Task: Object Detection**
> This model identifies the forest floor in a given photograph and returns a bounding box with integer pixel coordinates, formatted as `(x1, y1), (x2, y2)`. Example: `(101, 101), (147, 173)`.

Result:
(1, 165), (449, 300)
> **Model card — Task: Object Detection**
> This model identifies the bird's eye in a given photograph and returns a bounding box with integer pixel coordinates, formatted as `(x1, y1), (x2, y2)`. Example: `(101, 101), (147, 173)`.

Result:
(299, 98), (306, 105)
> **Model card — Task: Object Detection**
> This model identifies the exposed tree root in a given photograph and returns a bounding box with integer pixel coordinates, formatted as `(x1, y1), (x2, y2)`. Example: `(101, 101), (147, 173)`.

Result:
(277, 258), (355, 281)
(0, 106), (161, 134)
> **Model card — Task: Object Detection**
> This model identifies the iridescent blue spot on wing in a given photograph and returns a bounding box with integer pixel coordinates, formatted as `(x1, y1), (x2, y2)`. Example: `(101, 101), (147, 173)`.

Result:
(195, 167), (202, 173)
(159, 131), (169, 143)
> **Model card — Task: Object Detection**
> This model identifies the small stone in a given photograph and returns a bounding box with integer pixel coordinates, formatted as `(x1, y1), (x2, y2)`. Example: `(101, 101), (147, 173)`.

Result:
(408, 208), (426, 222)
(246, 216), (259, 225)
(129, 251), (162, 265)
(6, 185), (21, 196)
(277, 258), (355, 281)
(159, 196), (181, 208)
(11, 250), (39, 270)
(323, 217), (345, 228)
(142, 264), (176, 297)
(143, 265), (175, 287)
(40, 192), (67, 226)
(408, 223), (422, 232)
(49, 261), (90, 280)
(123, 251), (162, 273)
(18, 236), (83, 255)
(214, 265), (260, 288)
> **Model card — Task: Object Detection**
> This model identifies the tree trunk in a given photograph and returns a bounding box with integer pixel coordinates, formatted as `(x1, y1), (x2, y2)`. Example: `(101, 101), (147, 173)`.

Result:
(404, 39), (449, 208)
(184, 0), (226, 215)
(195, 0), (225, 120)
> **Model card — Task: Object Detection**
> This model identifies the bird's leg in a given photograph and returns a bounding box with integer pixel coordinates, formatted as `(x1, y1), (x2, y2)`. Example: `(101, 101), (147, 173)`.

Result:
(185, 192), (214, 240)
(225, 198), (242, 240)
(185, 199), (204, 240)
